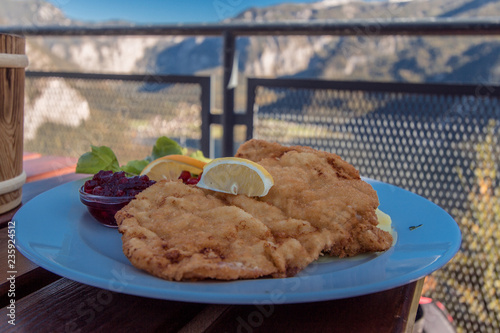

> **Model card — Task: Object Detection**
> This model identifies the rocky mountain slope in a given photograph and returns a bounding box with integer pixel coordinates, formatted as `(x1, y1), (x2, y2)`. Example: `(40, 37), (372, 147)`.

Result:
(2, 0), (500, 84)
(159, 0), (500, 84)
(0, 0), (179, 73)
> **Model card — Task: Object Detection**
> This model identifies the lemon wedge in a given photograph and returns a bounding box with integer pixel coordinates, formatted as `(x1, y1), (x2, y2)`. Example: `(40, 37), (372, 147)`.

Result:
(140, 155), (206, 182)
(196, 157), (274, 197)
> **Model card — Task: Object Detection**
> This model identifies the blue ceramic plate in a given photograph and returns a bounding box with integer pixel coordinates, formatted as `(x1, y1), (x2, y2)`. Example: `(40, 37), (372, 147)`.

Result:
(14, 179), (461, 304)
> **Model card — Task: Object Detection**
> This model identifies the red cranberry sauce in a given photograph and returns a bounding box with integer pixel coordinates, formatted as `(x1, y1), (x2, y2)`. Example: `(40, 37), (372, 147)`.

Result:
(83, 170), (156, 197)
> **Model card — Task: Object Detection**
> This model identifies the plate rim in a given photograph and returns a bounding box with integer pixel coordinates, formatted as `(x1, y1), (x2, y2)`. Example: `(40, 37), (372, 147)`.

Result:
(14, 178), (462, 304)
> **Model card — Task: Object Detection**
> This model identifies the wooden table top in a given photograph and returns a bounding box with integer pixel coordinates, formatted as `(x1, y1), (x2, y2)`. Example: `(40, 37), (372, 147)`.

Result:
(0, 155), (423, 332)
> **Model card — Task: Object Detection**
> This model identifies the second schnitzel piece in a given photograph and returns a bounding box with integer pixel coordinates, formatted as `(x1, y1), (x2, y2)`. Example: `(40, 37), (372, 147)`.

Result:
(236, 139), (393, 257)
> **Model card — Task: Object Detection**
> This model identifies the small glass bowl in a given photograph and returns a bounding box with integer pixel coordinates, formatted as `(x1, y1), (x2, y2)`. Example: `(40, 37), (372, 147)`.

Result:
(79, 186), (134, 228)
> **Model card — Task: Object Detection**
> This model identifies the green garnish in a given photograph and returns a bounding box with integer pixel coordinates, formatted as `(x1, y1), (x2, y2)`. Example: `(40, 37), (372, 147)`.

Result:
(76, 145), (121, 174)
(409, 224), (423, 231)
(76, 136), (209, 175)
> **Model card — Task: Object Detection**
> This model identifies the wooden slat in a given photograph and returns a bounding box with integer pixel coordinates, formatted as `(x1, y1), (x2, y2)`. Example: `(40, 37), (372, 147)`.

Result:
(0, 275), (422, 333)
(407, 278), (425, 332)
(178, 304), (232, 333)
(202, 281), (420, 333)
(0, 279), (206, 332)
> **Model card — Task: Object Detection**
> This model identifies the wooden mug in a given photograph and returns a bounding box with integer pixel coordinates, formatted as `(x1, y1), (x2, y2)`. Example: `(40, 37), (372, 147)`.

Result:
(0, 33), (28, 214)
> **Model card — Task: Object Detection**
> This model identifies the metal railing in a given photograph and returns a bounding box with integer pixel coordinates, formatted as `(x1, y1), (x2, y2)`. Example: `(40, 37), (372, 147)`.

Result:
(25, 71), (212, 156)
(4, 18), (500, 156)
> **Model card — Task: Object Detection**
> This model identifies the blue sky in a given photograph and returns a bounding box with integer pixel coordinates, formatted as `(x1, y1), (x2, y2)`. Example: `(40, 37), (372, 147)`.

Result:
(47, 0), (315, 24)
(46, 0), (384, 24)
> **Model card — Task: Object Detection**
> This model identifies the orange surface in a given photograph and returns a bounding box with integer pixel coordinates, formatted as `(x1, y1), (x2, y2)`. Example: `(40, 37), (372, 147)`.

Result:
(23, 153), (78, 183)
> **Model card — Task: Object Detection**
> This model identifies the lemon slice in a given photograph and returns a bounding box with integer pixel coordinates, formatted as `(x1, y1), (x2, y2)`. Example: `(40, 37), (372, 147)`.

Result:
(140, 155), (206, 182)
(196, 157), (274, 197)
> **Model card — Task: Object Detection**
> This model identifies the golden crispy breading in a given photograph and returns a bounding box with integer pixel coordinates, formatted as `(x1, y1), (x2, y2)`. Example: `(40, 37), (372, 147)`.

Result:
(236, 139), (393, 257)
(116, 181), (316, 281)
(116, 140), (393, 281)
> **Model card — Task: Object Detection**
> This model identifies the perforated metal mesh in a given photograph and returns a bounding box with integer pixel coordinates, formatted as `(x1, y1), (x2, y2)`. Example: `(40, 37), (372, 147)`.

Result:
(253, 85), (500, 333)
(24, 76), (203, 163)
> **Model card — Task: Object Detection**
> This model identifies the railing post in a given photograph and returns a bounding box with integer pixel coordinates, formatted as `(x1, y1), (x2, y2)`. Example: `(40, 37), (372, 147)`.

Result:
(222, 30), (235, 157)
(200, 76), (211, 158)
(245, 78), (256, 141)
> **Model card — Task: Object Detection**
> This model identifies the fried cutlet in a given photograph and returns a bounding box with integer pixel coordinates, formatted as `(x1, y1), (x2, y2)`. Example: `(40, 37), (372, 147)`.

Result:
(235, 139), (393, 257)
(115, 140), (393, 281)
(116, 181), (316, 280)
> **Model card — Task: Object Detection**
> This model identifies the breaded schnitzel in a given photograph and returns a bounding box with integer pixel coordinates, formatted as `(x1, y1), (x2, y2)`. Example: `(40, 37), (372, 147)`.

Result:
(235, 139), (393, 257)
(115, 140), (393, 281)
(116, 181), (317, 280)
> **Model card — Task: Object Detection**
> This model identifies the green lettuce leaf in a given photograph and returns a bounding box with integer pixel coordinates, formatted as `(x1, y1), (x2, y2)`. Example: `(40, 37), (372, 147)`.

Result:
(150, 136), (184, 161)
(76, 136), (201, 175)
(120, 159), (149, 175)
(75, 145), (121, 174)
